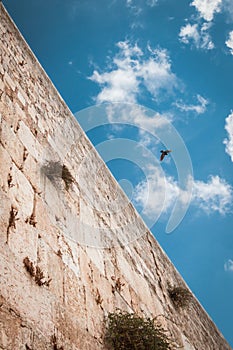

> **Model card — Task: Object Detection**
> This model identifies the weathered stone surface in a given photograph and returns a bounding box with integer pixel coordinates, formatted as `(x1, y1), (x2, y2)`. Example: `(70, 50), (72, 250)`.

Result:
(0, 3), (231, 350)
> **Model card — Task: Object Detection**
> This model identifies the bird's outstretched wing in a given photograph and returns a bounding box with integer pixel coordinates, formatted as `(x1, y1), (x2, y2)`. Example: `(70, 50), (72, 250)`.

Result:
(160, 153), (165, 161)
(160, 149), (172, 161)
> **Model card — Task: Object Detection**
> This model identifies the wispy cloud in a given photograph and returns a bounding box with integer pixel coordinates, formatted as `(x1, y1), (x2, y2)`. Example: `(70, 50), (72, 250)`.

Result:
(175, 94), (209, 114)
(223, 112), (233, 161)
(126, 0), (158, 12)
(225, 31), (233, 55)
(126, 0), (143, 16)
(179, 0), (226, 52)
(224, 259), (233, 272)
(179, 22), (214, 50)
(133, 169), (233, 218)
(146, 0), (158, 7)
(89, 41), (178, 104)
(133, 166), (180, 218)
(191, 0), (222, 22)
(192, 175), (233, 215)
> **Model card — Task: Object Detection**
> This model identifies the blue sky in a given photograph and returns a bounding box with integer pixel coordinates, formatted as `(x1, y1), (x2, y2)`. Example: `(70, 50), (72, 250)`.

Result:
(3, 0), (233, 346)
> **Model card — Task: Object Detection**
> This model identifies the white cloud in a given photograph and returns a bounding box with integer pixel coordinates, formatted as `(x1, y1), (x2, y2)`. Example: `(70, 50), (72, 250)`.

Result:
(223, 112), (233, 161)
(179, 23), (199, 44)
(140, 47), (178, 97)
(225, 31), (233, 55)
(175, 94), (209, 114)
(191, 0), (222, 21)
(192, 175), (233, 215)
(179, 22), (214, 50)
(146, 0), (158, 7)
(133, 166), (180, 218)
(105, 103), (172, 133)
(89, 41), (178, 104)
(224, 259), (233, 272)
(133, 169), (232, 218)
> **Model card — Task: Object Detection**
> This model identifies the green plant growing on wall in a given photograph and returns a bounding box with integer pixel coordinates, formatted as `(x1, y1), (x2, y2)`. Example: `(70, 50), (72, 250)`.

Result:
(168, 285), (192, 309)
(61, 164), (74, 190)
(23, 257), (52, 287)
(41, 161), (74, 190)
(104, 310), (174, 350)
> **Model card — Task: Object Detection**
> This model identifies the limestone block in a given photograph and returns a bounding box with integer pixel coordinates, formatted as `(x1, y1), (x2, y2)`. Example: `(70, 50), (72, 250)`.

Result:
(46, 249), (64, 302)
(79, 247), (93, 286)
(7, 221), (38, 262)
(47, 131), (73, 161)
(0, 251), (55, 338)
(0, 307), (22, 350)
(181, 334), (196, 350)
(103, 252), (116, 282)
(54, 301), (97, 349)
(58, 235), (80, 277)
(57, 203), (81, 245)
(16, 83), (29, 107)
(113, 289), (132, 312)
(0, 76), (4, 91)
(0, 22), (6, 35)
(17, 90), (26, 107)
(115, 250), (156, 312)
(34, 196), (60, 253)
(85, 285), (105, 338)
(9, 163), (34, 221)
(0, 118), (25, 168)
(14, 101), (26, 122)
(85, 246), (105, 276)
(27, 103), (38, 124)
(0, 190), (11, 244)
(3, 71), (16, 91)
(92, 271), (113, 315)
(17, 120), (43, 162)
(42, 177), (71, 233)
(0, 145), (12, 192)
(77, 197), (98, 247)
(22, 152), (43, 194)
(1, 108), (19, 133)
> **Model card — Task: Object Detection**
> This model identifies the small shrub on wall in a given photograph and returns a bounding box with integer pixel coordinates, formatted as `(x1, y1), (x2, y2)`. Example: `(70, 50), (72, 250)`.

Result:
(104, 310), (174, 350)
(41, 161), (74, 190)
(168, 286), (192, 309)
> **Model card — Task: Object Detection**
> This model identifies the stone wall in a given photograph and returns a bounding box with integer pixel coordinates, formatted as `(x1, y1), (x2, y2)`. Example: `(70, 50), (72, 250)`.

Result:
(0, 3), (231, 349)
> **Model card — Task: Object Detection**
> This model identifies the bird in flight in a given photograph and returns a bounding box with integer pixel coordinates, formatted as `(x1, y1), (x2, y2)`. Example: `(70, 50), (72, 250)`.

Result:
(160, 150), (172, 161)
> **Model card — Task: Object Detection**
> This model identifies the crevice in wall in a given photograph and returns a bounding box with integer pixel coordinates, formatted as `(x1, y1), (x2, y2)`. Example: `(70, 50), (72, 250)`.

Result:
(95, 288), (103, 307)
(62, 269), (66, 304)
(23, 146), (28, 162)
(6, 205), (18, 243)
(25, 192), (37, 227)
(19, 146), (29, 171)
(111, 276), (125, 294)
(51, 333), (64, 350)
(7, 167), (13, 188)
(15, 120), (20, 132)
